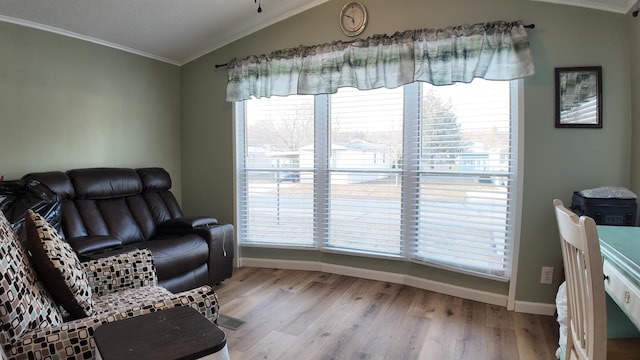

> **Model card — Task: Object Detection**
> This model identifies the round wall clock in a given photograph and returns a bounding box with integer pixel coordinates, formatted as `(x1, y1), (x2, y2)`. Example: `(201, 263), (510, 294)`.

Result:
(339, 2), (368, 37)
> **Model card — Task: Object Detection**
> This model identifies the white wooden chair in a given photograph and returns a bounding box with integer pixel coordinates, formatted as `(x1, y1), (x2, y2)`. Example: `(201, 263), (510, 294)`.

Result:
(553, 199), (640, 360)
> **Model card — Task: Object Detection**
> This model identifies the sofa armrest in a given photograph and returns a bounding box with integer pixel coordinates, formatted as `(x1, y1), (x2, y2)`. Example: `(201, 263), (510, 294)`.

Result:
(4, 315), (102, 359)
(82, 249), (158, 297)
(5, 286), (219, 360)
(67, 235), (123, 257)
(158, 216), (218, 229)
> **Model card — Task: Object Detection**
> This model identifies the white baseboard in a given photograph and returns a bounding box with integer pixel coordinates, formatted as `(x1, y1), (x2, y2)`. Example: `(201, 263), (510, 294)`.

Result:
(239, 257), (556, 316)
(404, 275), (508, 307)
(513, 300), (557, 316)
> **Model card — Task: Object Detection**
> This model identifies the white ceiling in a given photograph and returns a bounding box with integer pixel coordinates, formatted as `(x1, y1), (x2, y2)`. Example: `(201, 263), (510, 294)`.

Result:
(0, 0), (634, 66)
(529, 0), (636, 13)
(0, 0), (329, 65)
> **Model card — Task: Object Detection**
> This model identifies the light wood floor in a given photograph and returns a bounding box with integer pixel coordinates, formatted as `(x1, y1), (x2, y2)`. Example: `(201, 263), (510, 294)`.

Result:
(214, 267), (559, 360)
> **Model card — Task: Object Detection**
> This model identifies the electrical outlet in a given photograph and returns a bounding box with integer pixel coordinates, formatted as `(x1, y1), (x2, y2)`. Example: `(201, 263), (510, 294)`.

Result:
(540, 266), (554, 284)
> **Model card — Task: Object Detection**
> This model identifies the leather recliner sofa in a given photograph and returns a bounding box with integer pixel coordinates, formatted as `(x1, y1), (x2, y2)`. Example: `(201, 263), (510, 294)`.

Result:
(23, 167), (234, 293)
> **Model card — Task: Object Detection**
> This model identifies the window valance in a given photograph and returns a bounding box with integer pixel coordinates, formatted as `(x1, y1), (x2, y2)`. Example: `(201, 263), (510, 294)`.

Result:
(225, 20), (534, 102)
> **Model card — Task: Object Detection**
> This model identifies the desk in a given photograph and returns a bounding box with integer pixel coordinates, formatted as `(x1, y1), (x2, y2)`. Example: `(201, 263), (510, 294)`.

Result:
(597, 225), (640, 331)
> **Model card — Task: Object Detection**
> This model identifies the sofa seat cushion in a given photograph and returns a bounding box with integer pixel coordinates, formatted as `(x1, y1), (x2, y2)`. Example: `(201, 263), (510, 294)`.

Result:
(138, 235), (209, 281)
(25, 210), (96, 319)
(0, 211), (63, 347)
(93, 285), (173, 315)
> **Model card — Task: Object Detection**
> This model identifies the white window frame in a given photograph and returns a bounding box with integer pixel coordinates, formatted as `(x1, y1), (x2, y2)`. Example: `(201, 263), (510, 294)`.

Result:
(233, 80), (523, 285)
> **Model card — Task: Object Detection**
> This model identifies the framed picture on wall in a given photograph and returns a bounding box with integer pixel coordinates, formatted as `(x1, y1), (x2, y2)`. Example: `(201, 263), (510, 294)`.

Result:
(555, 66), (602, 128)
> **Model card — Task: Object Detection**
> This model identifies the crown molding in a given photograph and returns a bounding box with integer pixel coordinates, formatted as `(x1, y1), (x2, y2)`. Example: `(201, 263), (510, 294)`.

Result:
(0, 15), (180, 65)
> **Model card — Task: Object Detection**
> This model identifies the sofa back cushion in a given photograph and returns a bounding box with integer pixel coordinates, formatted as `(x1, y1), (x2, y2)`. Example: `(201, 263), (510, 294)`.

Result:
(22, 171), (75, 200)
(69, 168), (142, 199)
(64, 168), (147, 244)
(137, 168), (183, 225)
(73, 197), (148, 244)
(23, 168), (184, 246)
(22, 171), (81, 240)
(0, 211), (63, 347)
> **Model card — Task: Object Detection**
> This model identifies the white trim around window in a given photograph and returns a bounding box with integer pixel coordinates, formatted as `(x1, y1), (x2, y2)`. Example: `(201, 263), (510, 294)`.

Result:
(234, 79), (523, 286)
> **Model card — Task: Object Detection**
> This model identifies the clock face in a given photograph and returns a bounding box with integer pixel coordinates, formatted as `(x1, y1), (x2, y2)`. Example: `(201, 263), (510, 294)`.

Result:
(340, 2), (367, 37)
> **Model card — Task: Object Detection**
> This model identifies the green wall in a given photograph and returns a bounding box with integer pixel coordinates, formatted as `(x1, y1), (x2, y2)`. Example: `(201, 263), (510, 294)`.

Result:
(179, 51), (235, 224)
(0, 22), (183, 200)
(0, 0), (634, 307)
(181, 0), (633, 305)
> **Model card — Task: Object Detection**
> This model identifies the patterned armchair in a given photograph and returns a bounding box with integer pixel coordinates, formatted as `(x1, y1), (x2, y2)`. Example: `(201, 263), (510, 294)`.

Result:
(0, 210), (219, 360)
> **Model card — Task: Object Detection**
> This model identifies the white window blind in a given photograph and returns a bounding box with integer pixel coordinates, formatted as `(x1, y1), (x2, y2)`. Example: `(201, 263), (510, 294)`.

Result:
(326, 87), (404, 256)
(409, 81), (516, 278)
(238, 95), (315, 247)
(236, 79), (519, 280)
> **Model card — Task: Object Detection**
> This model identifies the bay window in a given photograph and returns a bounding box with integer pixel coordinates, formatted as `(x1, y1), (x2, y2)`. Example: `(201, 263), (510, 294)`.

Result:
(236, 78), (519, 280)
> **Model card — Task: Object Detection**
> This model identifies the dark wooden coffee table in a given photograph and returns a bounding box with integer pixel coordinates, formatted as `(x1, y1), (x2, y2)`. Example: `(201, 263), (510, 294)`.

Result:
(94, 306), (228, 360)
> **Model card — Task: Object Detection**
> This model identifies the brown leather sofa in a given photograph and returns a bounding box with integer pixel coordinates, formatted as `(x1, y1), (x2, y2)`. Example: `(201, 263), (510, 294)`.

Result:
(23, 167), (233, 293)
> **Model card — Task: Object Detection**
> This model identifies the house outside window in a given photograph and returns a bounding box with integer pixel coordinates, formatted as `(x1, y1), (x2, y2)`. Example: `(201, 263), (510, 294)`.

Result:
(235, 79), (520, 280)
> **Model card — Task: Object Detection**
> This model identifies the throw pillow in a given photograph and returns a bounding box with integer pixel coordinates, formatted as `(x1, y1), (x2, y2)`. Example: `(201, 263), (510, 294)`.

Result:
(24, 210), (96, 318)
(0, 211), (63, 347)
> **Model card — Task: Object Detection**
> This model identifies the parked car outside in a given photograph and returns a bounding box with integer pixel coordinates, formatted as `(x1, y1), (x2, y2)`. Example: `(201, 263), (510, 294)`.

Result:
(279, 171), (300, 182)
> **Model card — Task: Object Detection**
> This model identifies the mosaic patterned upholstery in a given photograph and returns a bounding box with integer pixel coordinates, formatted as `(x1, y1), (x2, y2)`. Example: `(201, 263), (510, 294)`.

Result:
(4, 286), (219, 359)
(0, 211), (63, 348)
(94, 285), (218, 321)
(93, 285), (174, 314)
(24, 210), (96, 318)
(82, 249), (158, 297)
(0, 211), (221, 359)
